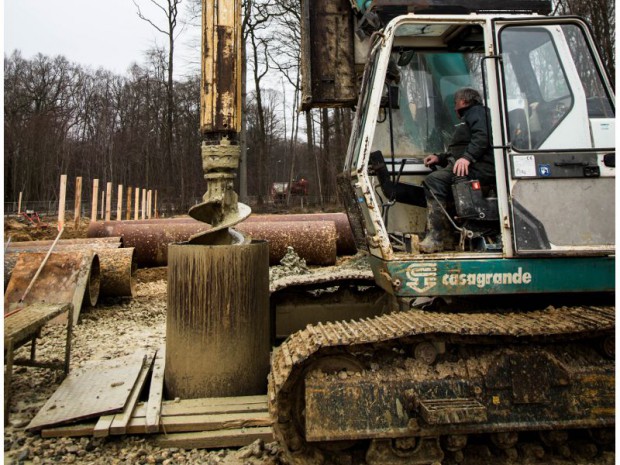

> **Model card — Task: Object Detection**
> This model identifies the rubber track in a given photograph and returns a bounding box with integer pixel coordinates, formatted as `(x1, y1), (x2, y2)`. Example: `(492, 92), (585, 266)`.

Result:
(269, 304), (614, 405)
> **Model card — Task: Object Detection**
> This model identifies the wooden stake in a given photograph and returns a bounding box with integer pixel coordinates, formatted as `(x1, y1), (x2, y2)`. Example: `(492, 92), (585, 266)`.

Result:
(91, 179), (99, 223)
(58, 175), (67, 230)
(134, 188), (140, 220)
(126, 187), (133, 221)
(105, 182), (112, 221)
(141, 189), (147, 220)
(116, 185), (123, 220)
(147, 190), (152, 219)
(100, 191), (105, 220)
(154, 190), (158, 218)
(74, 177), (82, 228)
(17, 192), (23, 215)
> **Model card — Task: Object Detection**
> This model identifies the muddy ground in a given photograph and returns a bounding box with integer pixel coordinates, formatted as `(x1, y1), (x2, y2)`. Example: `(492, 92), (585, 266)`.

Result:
(3, 217), (615, 465)
(4, 218), (283, 465)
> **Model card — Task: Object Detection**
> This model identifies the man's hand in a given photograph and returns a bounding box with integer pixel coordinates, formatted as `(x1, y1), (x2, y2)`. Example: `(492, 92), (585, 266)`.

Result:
(453, 158), (471, 176)
(424, 154), (440, 167)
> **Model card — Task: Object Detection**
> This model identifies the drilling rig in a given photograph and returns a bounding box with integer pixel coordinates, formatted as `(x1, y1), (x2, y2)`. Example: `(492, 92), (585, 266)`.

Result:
(195, 0), (615, 463)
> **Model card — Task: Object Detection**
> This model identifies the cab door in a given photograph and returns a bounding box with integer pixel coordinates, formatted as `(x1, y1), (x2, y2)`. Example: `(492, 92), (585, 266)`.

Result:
(494, 19), (615, 255)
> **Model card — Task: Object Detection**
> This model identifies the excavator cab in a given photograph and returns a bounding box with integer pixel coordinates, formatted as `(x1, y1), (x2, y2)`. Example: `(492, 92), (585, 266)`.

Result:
(341, 13), (615, 298)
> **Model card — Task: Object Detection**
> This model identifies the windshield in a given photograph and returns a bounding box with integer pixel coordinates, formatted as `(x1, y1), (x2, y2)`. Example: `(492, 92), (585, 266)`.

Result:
(371, 50), (485, 158)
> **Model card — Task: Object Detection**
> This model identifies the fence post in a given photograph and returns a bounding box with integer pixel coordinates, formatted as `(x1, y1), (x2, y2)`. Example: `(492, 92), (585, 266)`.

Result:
(58, 174), (67, 230)
(100, 191), (105, 220)
(126, 186), (133, 221)
(105, 182), (112, 221)
(154, 190), (158, 218)
(91, 179), (99, 222)
(147, 190), (152, 219)
(117, 184), (123, 220)
(74, 176), (82, 228)
(142, 189), (147, 220)
(134, 188), (140, 220)
(17, 192), (23, 215)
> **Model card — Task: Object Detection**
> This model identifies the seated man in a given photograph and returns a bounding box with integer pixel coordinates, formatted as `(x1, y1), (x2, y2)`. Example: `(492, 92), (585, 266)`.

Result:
(369, 87), (494, 253)
(420, 87), (495, 253)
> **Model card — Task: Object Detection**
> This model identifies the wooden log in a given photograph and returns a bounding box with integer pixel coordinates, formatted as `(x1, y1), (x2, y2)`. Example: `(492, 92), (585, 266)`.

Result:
(98, 248), (137, 297)
(165, 242), (270, 398)
(153, 427), (274, 449)
(91, 179), (99, 223)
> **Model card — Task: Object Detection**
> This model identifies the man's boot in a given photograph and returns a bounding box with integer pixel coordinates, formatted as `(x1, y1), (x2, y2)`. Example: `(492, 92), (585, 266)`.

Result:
(419, 199), (447, 253)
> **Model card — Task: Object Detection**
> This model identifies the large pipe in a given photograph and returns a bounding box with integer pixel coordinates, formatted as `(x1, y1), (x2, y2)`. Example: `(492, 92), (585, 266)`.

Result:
(98, 248), (137, 298)
(235, 221), (337, 265)
(5, 251), (100, 324)
(87, 219), (340, 266)
(165, 241), (270, 398)
(244, 213), (356, 255)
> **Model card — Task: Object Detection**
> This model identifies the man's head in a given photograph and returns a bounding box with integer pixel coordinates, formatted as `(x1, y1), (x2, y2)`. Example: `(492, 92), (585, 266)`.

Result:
(454, 87), (482, 115)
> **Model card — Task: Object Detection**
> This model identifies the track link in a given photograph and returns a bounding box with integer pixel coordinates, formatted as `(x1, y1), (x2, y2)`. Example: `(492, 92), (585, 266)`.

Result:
(269, 305), (615, 465)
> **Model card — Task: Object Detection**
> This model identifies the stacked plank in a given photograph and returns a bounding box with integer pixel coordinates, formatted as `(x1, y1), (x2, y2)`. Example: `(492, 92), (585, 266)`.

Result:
(28, 350), (273, 449)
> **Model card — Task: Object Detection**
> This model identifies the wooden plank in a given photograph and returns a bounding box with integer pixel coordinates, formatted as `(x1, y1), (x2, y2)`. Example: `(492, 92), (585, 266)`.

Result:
(5, 303), (71, 343)
(154, 427), (274, 449)
(131, 395), (268, 418)
(27, 352), (147, 431)
(41, 423), (96, 438)
(126, 411), (272, 435)
(145, 348), (165, 433)
(109, 353), (156, 434)
(93, 414), (114, 438)
(105, 182), (112, 222)
(74, 176), (82, 228)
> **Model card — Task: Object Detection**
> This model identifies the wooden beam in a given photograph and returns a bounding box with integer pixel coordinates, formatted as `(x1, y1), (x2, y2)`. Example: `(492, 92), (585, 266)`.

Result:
(154, 190), (158, 218)
(100, 191), (105, 220)
(110, 353), (155, 435)
(153, 427), (274, 449)
(41, 423), (96, 438)
(132, 396), (268, 418)
(145, 348), (165, 433)
(17, 191), (23, 215)
(126, 412), (271, 435)
(93, 414), (114, 438)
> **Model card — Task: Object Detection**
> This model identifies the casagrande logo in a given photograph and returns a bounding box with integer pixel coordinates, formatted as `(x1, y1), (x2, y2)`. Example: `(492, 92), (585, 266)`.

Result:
(442, 267), (532, 289)
(406, 264), (533, 292)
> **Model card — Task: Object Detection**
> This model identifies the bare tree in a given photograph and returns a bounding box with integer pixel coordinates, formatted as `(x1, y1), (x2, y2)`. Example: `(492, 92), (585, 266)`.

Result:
(133, 0), (184, 171)
(554, 0), (615, 78)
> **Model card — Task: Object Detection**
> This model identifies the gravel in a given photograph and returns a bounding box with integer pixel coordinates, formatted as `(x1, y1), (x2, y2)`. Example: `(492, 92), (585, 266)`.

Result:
(4, 267), (285, 465)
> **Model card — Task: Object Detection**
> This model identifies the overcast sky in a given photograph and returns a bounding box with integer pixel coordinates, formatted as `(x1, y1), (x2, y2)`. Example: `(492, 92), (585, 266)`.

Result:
(4, 0), (200, 77)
